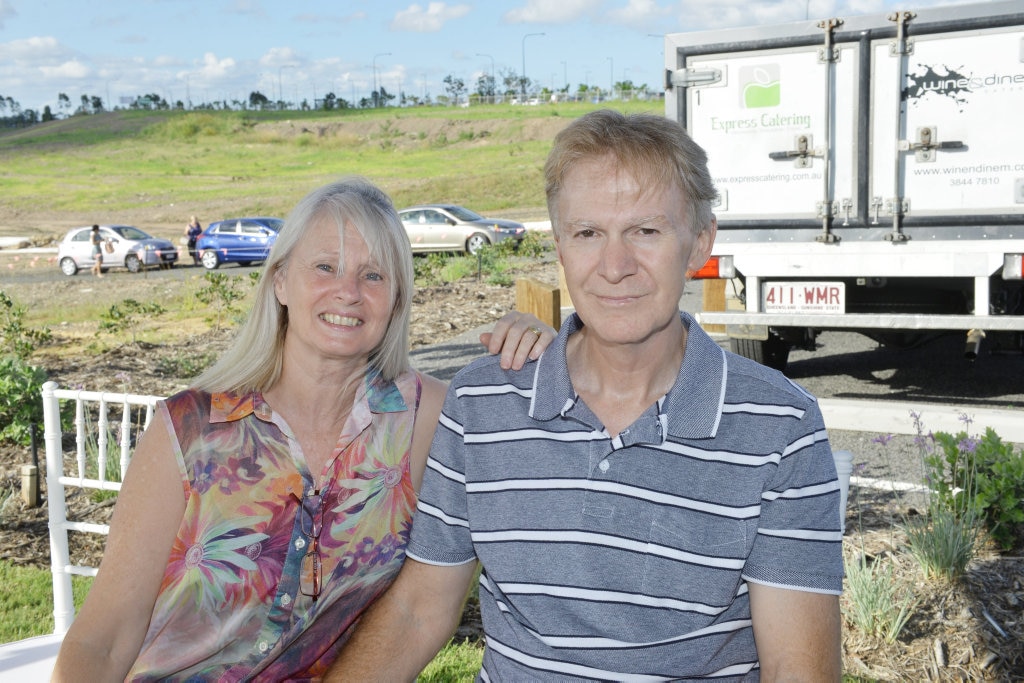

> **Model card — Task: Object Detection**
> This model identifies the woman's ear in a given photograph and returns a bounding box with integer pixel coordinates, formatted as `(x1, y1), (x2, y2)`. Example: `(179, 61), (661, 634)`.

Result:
(272, 265), (287, 306)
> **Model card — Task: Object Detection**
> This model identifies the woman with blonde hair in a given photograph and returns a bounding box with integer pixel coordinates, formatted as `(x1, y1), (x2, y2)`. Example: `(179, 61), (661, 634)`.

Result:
(184, 215), (203, 265)
(53, 177), (554, 680)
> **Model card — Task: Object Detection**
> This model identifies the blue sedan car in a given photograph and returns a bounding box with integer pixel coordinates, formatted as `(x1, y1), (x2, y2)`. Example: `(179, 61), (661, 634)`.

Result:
(197, 217), (285, 269)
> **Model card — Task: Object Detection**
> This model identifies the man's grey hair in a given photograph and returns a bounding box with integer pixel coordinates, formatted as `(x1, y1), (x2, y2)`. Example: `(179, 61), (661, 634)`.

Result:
(544, 109), (718, 235)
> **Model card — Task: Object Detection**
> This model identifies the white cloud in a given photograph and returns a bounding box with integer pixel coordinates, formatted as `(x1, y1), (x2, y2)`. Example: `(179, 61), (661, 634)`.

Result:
(197, 52), (238, 79)
(38, 60), (91, 80)
(390, 3), (471, 32)
(225, 0), (267, 18)
(503, 0), (602, 24)
(0, 0), (16, 29)
(0, 36), (75, 64)
(670, 0), (805, 31)
(259, 46), (303, 68)
(607, 0), (672, 29)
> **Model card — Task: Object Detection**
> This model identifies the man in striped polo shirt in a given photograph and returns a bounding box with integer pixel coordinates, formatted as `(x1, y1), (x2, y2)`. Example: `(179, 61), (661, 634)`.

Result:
(329, 110), (844, 681)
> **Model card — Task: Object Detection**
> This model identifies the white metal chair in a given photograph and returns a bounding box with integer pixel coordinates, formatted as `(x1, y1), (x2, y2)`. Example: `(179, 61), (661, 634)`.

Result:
(0, 381), (163, 679)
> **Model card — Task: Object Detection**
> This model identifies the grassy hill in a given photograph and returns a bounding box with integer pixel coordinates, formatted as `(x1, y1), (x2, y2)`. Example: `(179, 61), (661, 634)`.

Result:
(0, 101), (662, 238)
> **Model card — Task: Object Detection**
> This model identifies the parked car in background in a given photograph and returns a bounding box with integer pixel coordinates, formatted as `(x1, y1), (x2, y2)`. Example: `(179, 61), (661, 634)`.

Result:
(57, 225), (178, 276)
(397, 204), (527, 255)
(196, 217), (284, 269)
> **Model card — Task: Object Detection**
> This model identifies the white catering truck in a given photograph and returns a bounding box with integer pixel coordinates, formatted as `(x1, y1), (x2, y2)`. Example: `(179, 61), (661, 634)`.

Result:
(664, 1), (1024, 369)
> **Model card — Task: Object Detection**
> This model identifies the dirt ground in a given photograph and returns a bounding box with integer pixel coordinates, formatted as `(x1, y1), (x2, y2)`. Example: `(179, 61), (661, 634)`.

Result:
(1, 236), (1022, 679)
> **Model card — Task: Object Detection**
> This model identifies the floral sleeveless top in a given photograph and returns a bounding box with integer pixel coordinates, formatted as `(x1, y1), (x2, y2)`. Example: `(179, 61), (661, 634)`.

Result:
(127, 369), (423, 681)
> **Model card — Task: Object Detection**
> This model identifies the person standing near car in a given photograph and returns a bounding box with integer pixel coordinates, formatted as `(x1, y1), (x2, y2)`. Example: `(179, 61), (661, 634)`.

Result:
(185, 215), (203, 265)
(89, 224), (104, 278)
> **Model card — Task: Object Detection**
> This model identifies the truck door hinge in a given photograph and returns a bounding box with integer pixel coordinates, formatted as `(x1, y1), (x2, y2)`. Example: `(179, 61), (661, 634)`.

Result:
(769, 134), (824, 168)
(898, 126), (964, 162)
(666, 67), (723, 89)
(888, 11), (917, 56)
(815, 202), (841, 243)
(884, 198), (911, 242)
(816, 18), (844, 64)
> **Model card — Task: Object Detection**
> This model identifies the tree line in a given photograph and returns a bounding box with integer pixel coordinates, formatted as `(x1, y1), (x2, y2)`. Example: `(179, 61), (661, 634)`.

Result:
(1, 70), (651, 129)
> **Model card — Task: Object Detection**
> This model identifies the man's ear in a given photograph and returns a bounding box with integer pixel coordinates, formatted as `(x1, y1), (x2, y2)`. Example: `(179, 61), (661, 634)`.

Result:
(688, 216), (718, 272)
(552, 226), (565, 267)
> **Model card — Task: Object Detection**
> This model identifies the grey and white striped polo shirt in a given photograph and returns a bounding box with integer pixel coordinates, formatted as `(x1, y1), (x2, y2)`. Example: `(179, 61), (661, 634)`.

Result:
(407, 312), (844, 681)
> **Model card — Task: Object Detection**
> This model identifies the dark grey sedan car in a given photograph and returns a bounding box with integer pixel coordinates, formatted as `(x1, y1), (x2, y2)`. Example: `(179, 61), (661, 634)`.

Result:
(397, 204), (526, 255)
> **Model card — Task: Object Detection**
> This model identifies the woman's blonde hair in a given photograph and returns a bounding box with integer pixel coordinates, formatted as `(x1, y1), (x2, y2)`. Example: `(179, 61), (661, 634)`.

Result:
(193, 177), (413, 393)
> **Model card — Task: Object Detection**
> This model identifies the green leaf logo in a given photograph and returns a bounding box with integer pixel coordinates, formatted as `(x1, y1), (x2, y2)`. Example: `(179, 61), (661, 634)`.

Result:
(740, 65), (780, 108)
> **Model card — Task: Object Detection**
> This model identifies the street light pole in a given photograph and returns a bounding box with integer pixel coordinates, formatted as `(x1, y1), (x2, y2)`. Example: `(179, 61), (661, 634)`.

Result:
(476, 53), (495, 83)
(607, 56), (614, 99)
(521, 32), (545, 101)
(278, 65), (296, 109)
(373, 52), (391, 107)
(476, 53), (495, 102)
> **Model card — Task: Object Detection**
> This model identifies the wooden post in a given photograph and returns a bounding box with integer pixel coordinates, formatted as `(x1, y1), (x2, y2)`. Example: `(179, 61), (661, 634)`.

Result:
(701, 279), (726, 334)
(516, 278), (561, 330)
(557, 262), (573, 311)
(20, 464), (39, 507)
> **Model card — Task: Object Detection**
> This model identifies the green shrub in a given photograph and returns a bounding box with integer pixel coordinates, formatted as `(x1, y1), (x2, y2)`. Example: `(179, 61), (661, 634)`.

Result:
(413, 253), (454, 286)
(510, 230), (553, 259)
(155, 348), (219, 380)
(194, 271), (256, 329)
(98, 298), (167, 346)
(0, 356), (47, 446)
(904, 504), (983, 581)
(0, 290), (52, 360)
(843, 551), (917, 643)
(925, 422), (1024, 551)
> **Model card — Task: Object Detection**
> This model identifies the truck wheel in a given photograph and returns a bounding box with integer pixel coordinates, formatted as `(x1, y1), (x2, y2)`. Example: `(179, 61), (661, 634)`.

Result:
(731, 334), (791, 371)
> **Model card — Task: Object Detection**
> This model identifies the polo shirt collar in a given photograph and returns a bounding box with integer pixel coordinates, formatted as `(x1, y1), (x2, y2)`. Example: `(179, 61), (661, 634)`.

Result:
(530, 312), (726, 440)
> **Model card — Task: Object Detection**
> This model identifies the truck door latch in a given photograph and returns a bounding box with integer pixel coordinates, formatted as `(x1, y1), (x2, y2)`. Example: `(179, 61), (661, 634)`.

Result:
(769, 134), (823, 168)
(898, 126), (964, 162)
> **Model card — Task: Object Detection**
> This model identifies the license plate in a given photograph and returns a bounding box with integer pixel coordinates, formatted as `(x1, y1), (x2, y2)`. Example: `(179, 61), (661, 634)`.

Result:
(762, 282), (845, 313)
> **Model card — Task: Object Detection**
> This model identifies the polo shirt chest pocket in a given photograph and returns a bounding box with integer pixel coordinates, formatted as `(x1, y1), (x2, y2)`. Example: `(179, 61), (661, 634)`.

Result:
(642, 511), (750, 608)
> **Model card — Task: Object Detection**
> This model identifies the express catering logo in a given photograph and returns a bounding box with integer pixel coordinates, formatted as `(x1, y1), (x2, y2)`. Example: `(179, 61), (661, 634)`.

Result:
(739, 64), (780, 108)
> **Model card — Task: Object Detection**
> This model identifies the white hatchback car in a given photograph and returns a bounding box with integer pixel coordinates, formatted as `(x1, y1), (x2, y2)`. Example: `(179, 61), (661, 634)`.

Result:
(57, 225), (178, 276)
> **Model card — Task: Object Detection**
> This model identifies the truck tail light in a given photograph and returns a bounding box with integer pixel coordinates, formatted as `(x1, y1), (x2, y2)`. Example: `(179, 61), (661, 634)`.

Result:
(688, 255), (735, 280)
(1004, 254), (1024, 280)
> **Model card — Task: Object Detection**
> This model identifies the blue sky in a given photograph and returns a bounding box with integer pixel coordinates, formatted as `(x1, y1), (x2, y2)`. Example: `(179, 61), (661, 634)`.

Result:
(0, 0), (974, 113)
